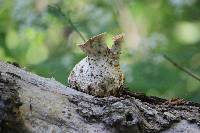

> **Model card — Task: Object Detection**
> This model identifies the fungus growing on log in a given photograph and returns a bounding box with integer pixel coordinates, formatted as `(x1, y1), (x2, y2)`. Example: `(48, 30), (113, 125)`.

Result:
(68, 33), (124, 97)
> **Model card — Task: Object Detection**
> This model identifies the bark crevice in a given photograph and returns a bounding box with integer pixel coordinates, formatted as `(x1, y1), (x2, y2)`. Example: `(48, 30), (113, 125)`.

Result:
(0, 61), (199, 133)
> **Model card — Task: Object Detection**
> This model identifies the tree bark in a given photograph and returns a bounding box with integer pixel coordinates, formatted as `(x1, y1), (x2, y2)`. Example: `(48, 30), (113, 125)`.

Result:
(0, 61), (199, 133)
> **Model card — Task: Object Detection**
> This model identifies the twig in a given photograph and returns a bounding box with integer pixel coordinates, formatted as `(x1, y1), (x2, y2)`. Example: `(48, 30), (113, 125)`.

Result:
(67, 17), (86, 42)
(163, 54), (200, 82)
(48, 5), (86, 42)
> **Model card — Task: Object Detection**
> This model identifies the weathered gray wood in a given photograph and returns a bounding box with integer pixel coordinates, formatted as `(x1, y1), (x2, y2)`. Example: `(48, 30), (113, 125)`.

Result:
(0, 61), (199, 133)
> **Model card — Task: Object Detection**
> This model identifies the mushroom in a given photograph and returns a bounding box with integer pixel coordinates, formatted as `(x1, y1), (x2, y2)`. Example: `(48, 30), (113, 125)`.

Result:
(68, 33), (124, 97)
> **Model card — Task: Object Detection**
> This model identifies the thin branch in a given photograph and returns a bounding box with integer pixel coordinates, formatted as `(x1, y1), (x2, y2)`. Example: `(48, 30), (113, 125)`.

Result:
(67, 17), (86, 42)
(163, 54), (200, 82)
(48, 5), (86, 42)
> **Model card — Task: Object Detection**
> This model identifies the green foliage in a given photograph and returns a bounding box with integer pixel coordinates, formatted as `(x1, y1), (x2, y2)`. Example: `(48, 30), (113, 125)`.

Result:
(0, 0), (200, 102)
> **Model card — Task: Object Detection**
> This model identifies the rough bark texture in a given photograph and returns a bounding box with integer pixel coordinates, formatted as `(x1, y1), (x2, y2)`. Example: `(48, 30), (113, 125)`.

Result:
(0, 60), (199, 133)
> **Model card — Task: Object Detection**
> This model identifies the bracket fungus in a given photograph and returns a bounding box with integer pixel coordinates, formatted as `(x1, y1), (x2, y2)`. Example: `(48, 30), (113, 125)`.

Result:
(68, 33), (125, 97)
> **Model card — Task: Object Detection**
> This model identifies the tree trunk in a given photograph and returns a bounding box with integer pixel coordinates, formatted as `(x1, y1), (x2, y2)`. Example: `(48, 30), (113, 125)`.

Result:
(0, 61), (199, 133)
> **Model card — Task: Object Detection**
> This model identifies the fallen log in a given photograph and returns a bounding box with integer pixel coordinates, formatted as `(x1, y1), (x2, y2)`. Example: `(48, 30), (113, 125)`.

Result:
(0, 61), (199, 133)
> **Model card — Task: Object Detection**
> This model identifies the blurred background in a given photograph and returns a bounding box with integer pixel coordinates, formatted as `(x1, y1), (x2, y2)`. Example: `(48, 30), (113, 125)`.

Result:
(0, 0), (200, 102)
